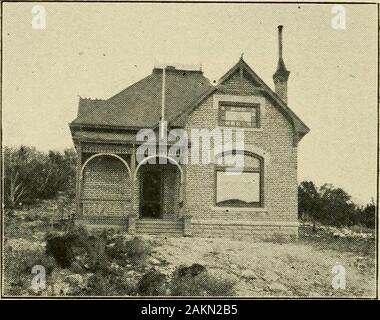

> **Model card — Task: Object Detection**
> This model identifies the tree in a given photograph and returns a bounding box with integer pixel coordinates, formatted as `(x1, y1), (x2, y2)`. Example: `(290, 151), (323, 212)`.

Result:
(3, 145), (77, 208)
(298, 181), (377, 228)
(3, 146), (40, 207)
(298, 181), (323, 230)
(319, 184), (356, 226)
(359, 199), (376, 228)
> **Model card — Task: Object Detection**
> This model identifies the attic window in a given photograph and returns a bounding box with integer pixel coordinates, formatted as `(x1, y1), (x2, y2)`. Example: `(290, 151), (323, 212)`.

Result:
(219, 102), (260, 128)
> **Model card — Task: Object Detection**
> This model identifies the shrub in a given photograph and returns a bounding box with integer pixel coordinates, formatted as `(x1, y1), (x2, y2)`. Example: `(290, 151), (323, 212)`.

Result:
(107, 236), (152, 264)
(84, 271), (137, 296)
(86, 272), (112, 296)
(65, 226), (111, 274)
(24, 210), (40, 222)
(137, 270), (167, 296)
(45, 232), (77, 268)
(85, 235), (110, 273)
(170, 264), (235, 296)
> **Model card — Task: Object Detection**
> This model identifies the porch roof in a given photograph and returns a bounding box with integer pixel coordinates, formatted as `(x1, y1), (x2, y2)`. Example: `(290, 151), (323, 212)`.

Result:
(73, 130), (190, 146)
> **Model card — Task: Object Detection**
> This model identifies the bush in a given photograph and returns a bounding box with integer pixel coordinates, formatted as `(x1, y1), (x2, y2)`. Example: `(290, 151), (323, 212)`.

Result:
(24, 211), (39, 222)
(84, 270), (137, 296)
(107, 236), (152, 264)
(86, 272), (112, 296)
(137, 270), (167, 296)
(45, 232), (77, 268)
(64, 226), (110, 274)
(170, 264), (235, 296)
(45, 225), (92, 268)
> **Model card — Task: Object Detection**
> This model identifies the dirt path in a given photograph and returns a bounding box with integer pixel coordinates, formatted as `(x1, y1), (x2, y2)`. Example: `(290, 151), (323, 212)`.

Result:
(143, 236), (376, 297)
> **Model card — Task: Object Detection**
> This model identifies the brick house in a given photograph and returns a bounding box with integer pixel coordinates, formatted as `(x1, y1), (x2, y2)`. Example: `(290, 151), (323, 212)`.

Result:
(69, 26), (309, 239)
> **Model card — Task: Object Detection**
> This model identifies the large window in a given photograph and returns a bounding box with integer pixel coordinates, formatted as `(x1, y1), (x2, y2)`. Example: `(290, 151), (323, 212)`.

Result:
(216, 151), (263, 207)
(219, 102), (260, 128)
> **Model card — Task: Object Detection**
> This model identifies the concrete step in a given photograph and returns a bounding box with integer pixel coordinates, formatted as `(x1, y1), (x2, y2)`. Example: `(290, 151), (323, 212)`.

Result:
(136, 219), (184, 236)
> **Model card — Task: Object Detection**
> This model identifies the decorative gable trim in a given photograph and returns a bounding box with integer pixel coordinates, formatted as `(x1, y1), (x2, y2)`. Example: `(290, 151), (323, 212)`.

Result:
(169, 58), (309, 145)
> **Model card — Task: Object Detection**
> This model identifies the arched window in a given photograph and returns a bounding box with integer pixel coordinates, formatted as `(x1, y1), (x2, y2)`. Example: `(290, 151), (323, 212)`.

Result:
(215, 151), (263, 208)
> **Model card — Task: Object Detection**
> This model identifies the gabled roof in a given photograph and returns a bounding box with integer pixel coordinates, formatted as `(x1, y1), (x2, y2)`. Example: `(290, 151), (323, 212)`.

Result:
(71, 67), (213, 128)
(70, 58), (309, 143)
(170, 58), (309, 141)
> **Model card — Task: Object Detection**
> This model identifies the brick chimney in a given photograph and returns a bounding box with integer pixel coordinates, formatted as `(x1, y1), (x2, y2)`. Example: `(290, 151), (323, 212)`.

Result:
(273, 25), (290, 103)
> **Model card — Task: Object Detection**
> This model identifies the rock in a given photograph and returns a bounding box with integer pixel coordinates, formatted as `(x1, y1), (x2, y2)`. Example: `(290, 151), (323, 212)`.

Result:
(308, 291), (321, 297)
(333, 232), (346, 238)
(82, 273), (94, 287)
(70, 261), (84, 274)
(123, 270), (141, 287)
(65, 274), (84, 288)
(51, 270), (72, 295)
(51, 281), (71, 296)
(32, 232), (46, 241)
(110, 262), (122, 272)
(230, 264), (240, 272)
(269, 281), (288, 292)
(7, 238), (44, 252)
(148, 257), (162, 266)
(263, 270), (279, 282)
(126, 270), (140, 278)
(241, 269), (257, 280)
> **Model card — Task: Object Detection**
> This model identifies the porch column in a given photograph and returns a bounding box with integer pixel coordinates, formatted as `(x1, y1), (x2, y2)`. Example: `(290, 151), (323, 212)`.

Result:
(128, 144), (138, 235)
(180, 164), (192, 237)
(75, 144), (82, 218)
(178, 165), (185, 218)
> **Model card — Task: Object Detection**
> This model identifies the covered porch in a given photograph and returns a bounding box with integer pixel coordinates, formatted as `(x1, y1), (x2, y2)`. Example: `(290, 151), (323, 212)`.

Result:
(74, 142), (191, 236)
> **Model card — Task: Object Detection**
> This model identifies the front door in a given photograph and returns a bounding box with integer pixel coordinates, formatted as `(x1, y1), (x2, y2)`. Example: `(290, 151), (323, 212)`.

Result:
(140, 169), (162, 218)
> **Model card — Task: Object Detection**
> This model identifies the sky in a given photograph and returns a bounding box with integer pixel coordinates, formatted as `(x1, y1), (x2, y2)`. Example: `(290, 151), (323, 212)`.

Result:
(2, 2), (378, 204)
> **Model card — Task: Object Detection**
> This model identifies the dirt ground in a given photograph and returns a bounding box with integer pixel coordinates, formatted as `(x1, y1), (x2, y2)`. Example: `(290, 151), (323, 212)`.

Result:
(142, 226), (376, 298)
(3, 206), (377, 298)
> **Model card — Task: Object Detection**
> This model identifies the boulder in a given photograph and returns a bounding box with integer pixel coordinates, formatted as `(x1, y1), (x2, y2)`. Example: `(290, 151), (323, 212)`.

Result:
(65, 274), (84, 287)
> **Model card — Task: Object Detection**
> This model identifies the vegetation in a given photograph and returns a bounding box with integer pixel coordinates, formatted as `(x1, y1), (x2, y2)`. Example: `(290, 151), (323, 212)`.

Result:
(3, 145), (376, 229)
(298, 181), (376, 228)
(4, 214), (237, 296)
(3, 145), (76, 208)
(1, 145), (376, 297)
(169, 264), (236, 296)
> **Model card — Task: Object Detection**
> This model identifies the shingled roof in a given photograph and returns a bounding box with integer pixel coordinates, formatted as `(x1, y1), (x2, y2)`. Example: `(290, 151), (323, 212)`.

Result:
(71, 67), (213, 128)
(70, 59), (309, 143)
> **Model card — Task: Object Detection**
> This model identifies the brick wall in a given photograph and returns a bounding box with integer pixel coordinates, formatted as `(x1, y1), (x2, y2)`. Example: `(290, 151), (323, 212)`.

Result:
(76, 70), (300, 239)
(81, 155), (132, 216)
(184, 77), (299, 238)
(161, 166), (180, 219)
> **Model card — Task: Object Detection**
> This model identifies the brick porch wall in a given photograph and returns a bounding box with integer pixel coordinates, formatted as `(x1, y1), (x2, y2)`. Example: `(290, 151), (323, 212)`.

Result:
(81, 156), (132, 216)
